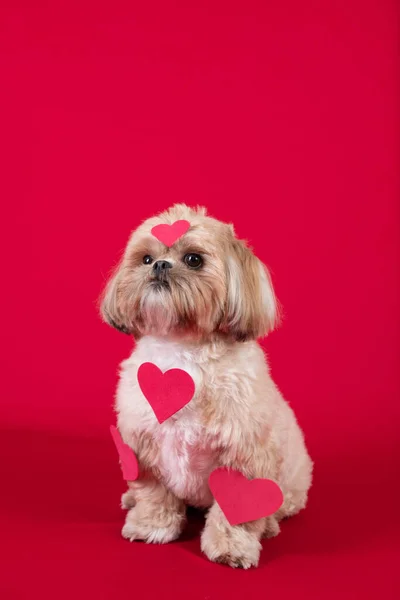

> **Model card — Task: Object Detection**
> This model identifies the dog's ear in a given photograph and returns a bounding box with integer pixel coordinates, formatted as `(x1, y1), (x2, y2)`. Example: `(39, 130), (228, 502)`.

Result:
(100, 263), (132, 335)
(223, 238), (278, 341)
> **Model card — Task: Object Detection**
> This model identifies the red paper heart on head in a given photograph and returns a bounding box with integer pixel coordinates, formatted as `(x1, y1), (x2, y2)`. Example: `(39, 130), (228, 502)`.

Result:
(110, 425), (139, 481)
(209, 468), (284, 526)
(137, 362), (195, 423)
(151, 220), (190, 247)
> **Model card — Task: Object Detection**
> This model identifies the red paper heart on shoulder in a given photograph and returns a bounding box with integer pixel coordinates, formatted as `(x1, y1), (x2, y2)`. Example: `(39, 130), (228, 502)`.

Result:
(137, 362), (195, 423)
(110, 425), (139, 481)
(209, 468), (284, 526)
(151, 220), (190, 246)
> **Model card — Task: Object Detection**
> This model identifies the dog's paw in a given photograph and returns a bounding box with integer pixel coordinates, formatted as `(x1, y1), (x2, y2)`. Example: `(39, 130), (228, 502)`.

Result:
(215, 553), (258, 569)
(201, 524), (261, 569)
(120, 489), (135, 510)
(262, 516), (281, 539)
(121, 508), (183, 544)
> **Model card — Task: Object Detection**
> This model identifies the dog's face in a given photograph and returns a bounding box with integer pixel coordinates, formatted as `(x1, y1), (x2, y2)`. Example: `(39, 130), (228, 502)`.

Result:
(100, 205), (277, 341)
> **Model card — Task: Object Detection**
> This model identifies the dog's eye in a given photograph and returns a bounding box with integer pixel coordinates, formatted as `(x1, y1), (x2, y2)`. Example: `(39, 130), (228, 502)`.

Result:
(183, 253), (203, 269)
(143, 255), (154, 265)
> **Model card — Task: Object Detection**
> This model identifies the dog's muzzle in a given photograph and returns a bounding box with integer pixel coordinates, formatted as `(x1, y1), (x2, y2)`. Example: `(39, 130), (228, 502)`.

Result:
(153, 260), (172, 280)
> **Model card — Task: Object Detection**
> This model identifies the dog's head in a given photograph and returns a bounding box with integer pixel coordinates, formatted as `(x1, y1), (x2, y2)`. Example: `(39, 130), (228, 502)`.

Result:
(100, 204), (278, 341)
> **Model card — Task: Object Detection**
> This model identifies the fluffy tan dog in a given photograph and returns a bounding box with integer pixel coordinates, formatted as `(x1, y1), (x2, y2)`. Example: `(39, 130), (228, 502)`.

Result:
(101, 204), (313, 568)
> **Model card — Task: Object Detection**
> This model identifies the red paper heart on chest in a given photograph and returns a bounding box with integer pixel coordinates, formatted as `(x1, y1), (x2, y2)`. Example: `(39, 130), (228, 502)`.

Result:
(209, 468), (284, 526)
(137, 362), (195, 423)
(151, 220), (190, 246)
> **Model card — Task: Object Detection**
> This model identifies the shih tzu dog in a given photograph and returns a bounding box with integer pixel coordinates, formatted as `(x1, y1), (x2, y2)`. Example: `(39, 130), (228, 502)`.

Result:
(101, 204), (312, 569)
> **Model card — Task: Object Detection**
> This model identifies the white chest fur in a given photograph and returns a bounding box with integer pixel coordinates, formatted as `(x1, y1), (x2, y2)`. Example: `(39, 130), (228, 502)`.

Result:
(116, 336), (219, 507)
(153, 414), (217, 507)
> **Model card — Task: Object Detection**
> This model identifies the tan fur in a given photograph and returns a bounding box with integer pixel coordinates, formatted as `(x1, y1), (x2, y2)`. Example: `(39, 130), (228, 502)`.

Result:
(224, 239), (278, 340)
(100, 204), (275, 341)
(134, 430), (161, 474)
(122, 480), (186, 544)
(101, 204), (313, 568)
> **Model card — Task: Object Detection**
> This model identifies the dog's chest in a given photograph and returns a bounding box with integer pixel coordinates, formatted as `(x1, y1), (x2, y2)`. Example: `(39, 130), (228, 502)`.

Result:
(131, 337), (219, 507)
(154, 417), (218, 507)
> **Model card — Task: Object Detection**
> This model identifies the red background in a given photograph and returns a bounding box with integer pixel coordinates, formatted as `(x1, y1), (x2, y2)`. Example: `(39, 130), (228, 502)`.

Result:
(1, 1), (399, 598)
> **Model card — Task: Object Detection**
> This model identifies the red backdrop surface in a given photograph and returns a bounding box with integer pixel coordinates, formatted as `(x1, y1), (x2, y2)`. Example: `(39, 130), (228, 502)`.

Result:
(1, 1), (399, 598)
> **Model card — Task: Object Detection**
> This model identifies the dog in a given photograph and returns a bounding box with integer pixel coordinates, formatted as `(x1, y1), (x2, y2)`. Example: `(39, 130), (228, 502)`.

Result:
(100, 204), (313, 568)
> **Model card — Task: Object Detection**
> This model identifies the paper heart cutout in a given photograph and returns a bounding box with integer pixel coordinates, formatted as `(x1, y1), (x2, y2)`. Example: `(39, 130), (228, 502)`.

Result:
(110, 425), (139, 481)
(209, 468), (284, 526)
(151, 220), (190, 247)
(137, 362), (195, 423)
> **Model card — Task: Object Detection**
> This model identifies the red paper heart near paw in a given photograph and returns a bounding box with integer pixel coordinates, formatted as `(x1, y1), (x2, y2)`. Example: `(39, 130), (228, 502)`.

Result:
(151, 220), (190, 246)
(110, 425), (139, 481)
(137, 362), (195, 423)
(209, 468), (284, 526)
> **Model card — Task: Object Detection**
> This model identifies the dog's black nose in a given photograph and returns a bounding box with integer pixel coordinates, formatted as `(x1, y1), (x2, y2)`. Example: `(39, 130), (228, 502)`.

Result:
(153, 260), (172, 277)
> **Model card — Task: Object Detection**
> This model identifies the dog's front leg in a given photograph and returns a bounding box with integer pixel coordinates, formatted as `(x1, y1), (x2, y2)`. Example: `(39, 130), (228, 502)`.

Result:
(122, 478), (186, 544)
(201, 440), (282, 568)
(201, 501), (268, 569)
